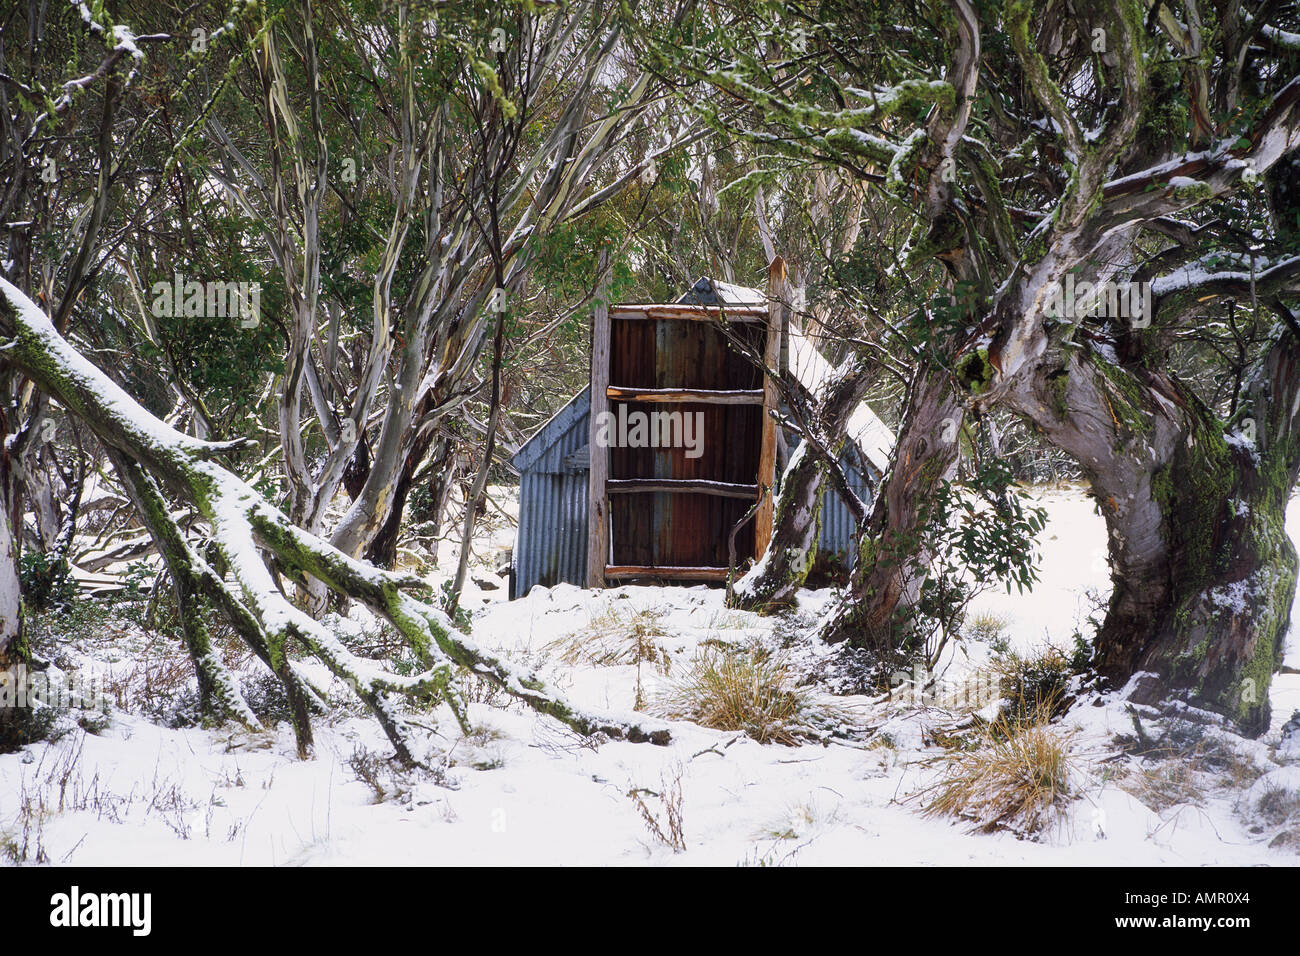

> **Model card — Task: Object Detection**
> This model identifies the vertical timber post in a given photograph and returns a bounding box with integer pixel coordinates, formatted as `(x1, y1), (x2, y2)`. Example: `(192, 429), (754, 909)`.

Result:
(586, 248), (611, 588)
(755, 256), (785, 558)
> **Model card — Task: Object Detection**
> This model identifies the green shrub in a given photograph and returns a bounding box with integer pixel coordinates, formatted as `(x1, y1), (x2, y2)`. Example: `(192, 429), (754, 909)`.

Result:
(19, 551), (77, 610)
(991, 645), (1079, 724)
(439, 579), (473, 633)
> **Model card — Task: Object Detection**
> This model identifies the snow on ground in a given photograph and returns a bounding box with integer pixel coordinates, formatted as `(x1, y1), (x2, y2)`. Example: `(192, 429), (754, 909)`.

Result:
(3, 487), (1300, 866)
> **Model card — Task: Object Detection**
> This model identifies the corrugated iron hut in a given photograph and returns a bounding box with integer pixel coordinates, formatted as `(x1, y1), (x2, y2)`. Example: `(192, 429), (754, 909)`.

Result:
(509, 267), (894, 598)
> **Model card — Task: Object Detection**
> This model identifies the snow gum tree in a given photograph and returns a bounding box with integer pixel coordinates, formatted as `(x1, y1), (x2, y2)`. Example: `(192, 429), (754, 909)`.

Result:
(640, 0), (1300, 732)
(0, 276), (672, 761)
(201, 0), (698, 579)
(0, 0), (681, 760)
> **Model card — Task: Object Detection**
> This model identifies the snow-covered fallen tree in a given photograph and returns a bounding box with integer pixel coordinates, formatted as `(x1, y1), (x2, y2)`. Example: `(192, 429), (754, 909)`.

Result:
(0, 278), (670, 763)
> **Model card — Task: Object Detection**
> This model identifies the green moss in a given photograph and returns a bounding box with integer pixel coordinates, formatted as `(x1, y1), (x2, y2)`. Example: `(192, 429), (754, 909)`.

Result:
(1171, 179), (1213, 203)
(956, 348), (994, 393)
(1046, 368), (1070, 419)
(1160, 418), (1232, 590)
(908, 211), (967, 266)
(966, 145), (1016, 253)
(1, 626), (31, 669)
(1138, 59), (1191, 147)
(856, 533), (877, 571)
(1091, 357), (1156, 439)
(1143, 399), (1295, 733)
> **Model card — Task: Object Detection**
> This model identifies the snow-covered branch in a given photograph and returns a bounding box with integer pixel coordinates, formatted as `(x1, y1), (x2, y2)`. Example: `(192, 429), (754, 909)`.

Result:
(0, 278), (671, 762)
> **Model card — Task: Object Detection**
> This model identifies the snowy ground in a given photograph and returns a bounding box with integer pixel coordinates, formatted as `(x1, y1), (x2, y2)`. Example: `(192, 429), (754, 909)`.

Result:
(3, 487), (1299, 866)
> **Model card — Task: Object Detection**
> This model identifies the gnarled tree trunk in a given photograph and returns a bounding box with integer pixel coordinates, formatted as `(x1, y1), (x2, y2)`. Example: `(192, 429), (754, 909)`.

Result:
(818, 365), (963, 649)
(1007, 318), (1300, 734)
(729, 353), (873, 611)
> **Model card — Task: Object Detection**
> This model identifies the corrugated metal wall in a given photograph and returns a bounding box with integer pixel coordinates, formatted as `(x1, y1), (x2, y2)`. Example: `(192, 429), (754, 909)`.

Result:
(816, 445), (873, 572)
(511, 387), (877, 598)
(512, 388), (591, 599)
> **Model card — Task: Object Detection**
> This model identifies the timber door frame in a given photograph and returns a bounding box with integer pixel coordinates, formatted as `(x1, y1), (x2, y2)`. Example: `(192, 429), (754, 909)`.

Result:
(587, 257), (784, 585)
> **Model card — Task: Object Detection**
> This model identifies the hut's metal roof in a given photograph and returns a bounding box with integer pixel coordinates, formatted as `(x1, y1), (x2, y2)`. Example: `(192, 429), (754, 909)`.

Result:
(511, 385), (590, 475)
(676, 276), (769, 306)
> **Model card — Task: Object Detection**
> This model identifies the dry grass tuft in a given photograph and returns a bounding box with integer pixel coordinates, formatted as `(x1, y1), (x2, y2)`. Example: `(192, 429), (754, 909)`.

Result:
(649, 647), (839, 745)
(1254, 784), (1300, 829)
(965, 611), (1009, 644)
(1118, 759), (1206, 813)
(919, 706), (1078, 836)
(988, 644), (1078, 724)
(546, 605), (671, 673)
(1114, 714), (1265, 815)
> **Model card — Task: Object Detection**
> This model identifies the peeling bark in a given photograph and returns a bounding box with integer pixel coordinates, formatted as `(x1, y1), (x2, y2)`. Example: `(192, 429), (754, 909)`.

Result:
(818, 365), (963, 649)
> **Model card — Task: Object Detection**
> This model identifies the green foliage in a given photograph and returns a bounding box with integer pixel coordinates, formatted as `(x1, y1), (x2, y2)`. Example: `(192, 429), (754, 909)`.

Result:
(22, 598), (113, 659)
(529, 220), (636, 306)
(438, 579), (473, 634)
(990, 644), (1079, 725)
(19, 552), (77, 611)
(903, 455), (1048, 665)
(1140, 60), (1190, 142)
(929, 457), (1048, 594)
(408, 480), (440, 524)
(0, 701), (69, 755)
(116, 560), (156, 605)
(144, 280), (285, 415)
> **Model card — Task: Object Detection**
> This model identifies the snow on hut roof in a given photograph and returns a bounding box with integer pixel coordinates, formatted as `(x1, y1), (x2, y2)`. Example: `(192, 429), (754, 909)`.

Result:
(678, 278), (894, 473)
(676, 276), (769, 307)
(786, 326), (894, 474)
